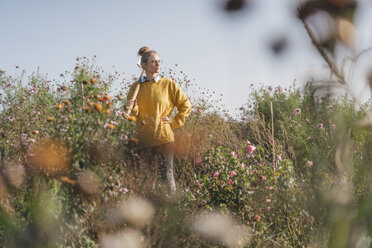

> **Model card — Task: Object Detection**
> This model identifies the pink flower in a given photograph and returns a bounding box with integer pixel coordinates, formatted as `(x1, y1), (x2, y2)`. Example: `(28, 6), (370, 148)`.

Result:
(317, 123), (323, 129)
(293, 108), (301, 115)
(308, 161), (313, 167)
(119, 187), (129, 194)
(230, 171), (237, 177)
(218, 141), (223, 146)
(266, 199), (271, 203)
(277, 155), (282, 162)
(251, 169), (257, 174)
(211, 146), (215, 153)
(229, 179), (233, 184)
(254, 214), (261, 221)
(213, 171), (219, 178)
(266, 207), (271, 212)
(195, 179), (201, 187)
(231, 151), (237, 159)
(195, 158), (202, 165)
(241, 163), (245, 169)
(246, 140), (251, 145)
(307, 136), (312, 140)
(261, 176), (266, 181)
(248, 145), (256, 153)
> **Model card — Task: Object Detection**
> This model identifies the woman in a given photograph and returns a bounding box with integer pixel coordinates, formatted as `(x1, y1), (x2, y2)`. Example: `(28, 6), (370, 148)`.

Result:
(126, 46), (192, 195)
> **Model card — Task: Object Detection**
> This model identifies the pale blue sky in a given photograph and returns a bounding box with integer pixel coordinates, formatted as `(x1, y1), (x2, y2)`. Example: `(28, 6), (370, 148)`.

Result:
(1, 0), (372, 117)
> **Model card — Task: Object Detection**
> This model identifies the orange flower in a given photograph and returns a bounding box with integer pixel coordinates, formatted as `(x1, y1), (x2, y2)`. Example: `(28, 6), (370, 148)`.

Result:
(98, 97), (105, 102)
(107, 124), (115, 130)
(129, 138), (138, 144)
(63, 100), (71, 106)
(32, 130), (39, 134)
(107, 102), (112, 109)
(60, 176), (76, 185)
(105, 109), (111, 115)
(95, 103), (103, 112)
(104, 94), (111, 101)
(122, 112), (136, 121)
(60, 86), (67, 91)
(56, 103), (64, 110)
(47, 116), (55, 122)
(83, 106), (91, 112)
(90, 77), (97, 84)
(116, 95), (123, 100)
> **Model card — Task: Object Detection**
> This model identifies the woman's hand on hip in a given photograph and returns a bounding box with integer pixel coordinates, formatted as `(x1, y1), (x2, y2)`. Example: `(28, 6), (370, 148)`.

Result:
(161, 116), (171, 124)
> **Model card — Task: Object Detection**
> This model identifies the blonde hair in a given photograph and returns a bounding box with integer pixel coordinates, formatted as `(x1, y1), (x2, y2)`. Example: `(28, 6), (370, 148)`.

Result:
(138, 46), (159, 64)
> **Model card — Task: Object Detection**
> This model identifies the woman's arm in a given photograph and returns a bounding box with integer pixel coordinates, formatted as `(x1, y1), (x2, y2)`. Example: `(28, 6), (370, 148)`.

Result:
(170, 81), (191, 128)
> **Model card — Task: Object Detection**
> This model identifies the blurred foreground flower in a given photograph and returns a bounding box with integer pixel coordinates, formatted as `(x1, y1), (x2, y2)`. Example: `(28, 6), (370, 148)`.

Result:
(0, 175), (6, 197)
(27, 139), (71, 174)
(191, 211), (251, 247)
(77, 170), (100, 194)
(119, 196), (154, 227)
(100, 229), (145, 248)
(2, 164), (26, 188)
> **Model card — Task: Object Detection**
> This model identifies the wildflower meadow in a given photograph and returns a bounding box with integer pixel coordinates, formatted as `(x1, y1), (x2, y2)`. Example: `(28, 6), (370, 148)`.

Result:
(1, 55), (372, 248)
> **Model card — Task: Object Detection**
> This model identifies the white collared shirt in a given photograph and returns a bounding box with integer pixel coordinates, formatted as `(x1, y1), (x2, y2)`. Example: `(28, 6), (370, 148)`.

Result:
(140, 75), (161, 83)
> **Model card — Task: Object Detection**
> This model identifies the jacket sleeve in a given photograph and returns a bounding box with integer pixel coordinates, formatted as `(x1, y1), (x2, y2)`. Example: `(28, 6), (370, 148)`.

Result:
(170, 80), (192, 129)
(126, 82), (139, 116)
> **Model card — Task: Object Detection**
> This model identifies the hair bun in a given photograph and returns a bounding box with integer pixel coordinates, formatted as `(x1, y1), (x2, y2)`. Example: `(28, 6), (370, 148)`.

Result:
(138, 46), (150, 56)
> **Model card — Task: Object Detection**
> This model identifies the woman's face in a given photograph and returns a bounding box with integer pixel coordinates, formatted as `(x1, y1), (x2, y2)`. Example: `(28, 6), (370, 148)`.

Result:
(142, 54), (161, 74)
